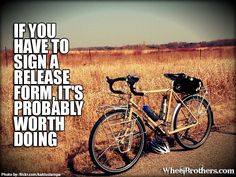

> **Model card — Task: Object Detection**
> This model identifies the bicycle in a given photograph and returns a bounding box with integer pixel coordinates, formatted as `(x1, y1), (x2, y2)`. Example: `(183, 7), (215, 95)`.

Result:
(89, 73), (213, 174)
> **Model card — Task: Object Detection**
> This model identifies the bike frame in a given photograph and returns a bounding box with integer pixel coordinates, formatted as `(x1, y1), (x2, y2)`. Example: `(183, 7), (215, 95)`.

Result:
(126, 88), (199, 135)
(90, 75), (212, 173)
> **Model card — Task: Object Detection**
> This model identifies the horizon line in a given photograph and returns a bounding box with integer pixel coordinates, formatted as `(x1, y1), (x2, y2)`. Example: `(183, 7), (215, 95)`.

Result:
(2, 38), (235, 51)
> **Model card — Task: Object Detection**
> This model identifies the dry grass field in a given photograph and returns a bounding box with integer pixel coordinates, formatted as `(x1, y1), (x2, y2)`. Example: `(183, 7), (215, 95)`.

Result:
(0, 46), (235, 175)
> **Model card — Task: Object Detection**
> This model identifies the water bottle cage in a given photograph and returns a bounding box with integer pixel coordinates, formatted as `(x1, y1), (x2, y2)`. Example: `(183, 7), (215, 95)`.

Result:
(160, 95), (168, 120)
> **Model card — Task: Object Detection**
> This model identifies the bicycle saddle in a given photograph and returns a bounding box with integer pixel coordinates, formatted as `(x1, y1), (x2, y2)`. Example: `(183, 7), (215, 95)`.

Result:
(164, 73), (186, 81)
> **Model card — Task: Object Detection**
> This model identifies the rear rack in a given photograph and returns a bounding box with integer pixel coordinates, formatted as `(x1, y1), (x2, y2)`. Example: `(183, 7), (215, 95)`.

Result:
(96, 104), (129, 115)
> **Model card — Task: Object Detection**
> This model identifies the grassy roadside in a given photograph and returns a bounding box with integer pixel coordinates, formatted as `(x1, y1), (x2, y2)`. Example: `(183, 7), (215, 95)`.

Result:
(0, 46), (235, 175)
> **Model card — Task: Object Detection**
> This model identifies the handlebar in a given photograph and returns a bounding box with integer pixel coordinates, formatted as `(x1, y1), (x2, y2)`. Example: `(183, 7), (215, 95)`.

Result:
(106, 75), (144, 96)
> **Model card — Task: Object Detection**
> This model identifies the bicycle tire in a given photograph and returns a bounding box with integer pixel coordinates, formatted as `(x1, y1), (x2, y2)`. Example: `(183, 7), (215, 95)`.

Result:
(89, 109), (146, 174)
(173, 95), (212, 149)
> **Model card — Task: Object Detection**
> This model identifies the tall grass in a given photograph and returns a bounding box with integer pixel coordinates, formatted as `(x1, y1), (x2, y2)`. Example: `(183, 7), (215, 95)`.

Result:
(0, 46), (235, 175)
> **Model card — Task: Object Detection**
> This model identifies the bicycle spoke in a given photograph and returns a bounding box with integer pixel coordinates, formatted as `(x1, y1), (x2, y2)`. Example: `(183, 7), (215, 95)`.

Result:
(174, 95), (212, 149)
(90, 110), (144, 173)
(114, 148), (132, 165)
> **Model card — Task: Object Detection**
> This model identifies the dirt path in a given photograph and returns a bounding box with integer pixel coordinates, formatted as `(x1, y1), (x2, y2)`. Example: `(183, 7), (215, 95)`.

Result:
(68, 128), (236, 177)
(121, 131), (236, 177)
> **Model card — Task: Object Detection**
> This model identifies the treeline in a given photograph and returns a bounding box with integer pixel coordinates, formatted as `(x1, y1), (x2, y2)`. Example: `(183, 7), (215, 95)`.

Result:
(72, 38), (236, 51)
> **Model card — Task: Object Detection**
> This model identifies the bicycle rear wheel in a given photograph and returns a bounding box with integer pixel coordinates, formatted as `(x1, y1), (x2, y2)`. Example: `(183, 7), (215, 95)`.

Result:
(173, 95), (212, 149)
(89, 109), (145, 174)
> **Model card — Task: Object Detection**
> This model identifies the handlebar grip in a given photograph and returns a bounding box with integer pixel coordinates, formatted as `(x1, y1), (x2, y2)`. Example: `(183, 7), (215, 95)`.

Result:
(106, 76), (126, 94)
(106, 75), (144, 96)
(127, 75), (144, 96)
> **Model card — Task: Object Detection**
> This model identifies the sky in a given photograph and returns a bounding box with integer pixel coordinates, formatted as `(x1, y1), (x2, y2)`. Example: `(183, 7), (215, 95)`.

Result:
(0, 1), (235, 49)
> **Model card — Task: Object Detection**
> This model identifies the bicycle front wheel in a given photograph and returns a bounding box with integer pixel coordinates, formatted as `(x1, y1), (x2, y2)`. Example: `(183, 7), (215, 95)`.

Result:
(173, 95), (212, 149)
(89, 109), (145, 174)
